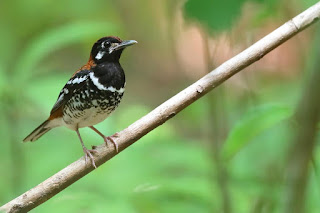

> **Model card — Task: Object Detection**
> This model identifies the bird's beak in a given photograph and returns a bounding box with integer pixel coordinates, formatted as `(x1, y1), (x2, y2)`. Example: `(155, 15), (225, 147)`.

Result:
(109, 40), (138, 53)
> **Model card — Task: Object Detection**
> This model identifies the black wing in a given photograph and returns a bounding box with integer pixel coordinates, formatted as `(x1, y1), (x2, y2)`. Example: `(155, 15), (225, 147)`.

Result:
(50, 70), (90, 114)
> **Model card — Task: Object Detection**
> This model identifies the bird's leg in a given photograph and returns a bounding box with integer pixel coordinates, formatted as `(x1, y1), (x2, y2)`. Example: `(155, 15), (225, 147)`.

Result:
(89, 126), (119, 153)
(76, 129), (97, 168)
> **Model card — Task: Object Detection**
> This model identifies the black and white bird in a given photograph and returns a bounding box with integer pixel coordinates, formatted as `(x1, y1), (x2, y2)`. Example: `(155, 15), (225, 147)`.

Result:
(23, 36), (137, 168)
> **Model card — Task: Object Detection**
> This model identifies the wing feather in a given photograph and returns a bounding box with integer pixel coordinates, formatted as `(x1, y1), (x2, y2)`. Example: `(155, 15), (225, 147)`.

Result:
(50, 70), (90, 115)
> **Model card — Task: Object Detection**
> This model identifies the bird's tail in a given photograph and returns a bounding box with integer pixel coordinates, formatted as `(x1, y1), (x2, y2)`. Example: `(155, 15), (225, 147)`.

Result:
(23, 120), (53, 142)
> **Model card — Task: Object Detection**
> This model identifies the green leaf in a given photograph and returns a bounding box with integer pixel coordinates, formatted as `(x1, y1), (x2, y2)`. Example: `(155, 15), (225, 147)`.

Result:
(183, 0), (247, 31)
(183, 0), (278, 32)
(14, 21), (117, 83)
(222, 103), (294, 160)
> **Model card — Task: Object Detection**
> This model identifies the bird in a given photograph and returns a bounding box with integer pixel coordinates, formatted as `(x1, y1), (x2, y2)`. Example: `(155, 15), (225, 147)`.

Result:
(23, 36), (137, 168)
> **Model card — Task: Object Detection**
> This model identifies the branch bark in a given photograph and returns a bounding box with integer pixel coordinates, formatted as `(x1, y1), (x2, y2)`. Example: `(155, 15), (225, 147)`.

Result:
(1, 2), (320, 212)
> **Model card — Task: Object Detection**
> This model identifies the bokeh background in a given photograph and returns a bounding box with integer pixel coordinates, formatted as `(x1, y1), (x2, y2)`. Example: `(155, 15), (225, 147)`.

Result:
(0, 0), (319, 212)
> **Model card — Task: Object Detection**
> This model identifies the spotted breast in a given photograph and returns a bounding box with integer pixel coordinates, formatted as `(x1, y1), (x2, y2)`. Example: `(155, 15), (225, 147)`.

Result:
(61, 62), (125, 129)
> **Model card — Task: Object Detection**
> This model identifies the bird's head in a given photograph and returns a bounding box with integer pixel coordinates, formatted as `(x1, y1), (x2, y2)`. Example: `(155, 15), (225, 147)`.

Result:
(91, 36), (137, 63)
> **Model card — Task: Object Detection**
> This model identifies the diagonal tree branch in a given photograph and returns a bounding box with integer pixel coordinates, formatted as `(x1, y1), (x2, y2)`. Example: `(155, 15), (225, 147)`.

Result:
(1, 2), (320, 213)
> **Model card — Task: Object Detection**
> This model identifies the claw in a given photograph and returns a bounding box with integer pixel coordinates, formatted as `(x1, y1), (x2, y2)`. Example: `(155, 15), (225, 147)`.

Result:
(76, 129), (98, 169)
(104, 133), (119, 153)
(83, 148), (97, 168)
(89, 126), (119, 153)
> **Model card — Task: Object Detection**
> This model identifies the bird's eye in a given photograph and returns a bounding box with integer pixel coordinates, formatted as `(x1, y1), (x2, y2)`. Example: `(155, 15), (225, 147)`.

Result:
(103, 41), (110, 48)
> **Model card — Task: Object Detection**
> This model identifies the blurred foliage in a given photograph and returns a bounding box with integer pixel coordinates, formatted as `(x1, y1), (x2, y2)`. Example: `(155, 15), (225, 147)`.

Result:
(15, 22), (117, 82)
(183, 0), (279, 32)
(222, 103), (294, 160)
(0, 0), (320, 213)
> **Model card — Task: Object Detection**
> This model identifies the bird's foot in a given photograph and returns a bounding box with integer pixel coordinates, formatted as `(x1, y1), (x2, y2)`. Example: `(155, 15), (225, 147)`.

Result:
(83, 147), (98, 168)
(104, 132), (119, 153)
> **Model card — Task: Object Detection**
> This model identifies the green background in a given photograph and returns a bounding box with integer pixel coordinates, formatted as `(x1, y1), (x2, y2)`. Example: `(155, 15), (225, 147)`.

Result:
(0, 0), (319, 212)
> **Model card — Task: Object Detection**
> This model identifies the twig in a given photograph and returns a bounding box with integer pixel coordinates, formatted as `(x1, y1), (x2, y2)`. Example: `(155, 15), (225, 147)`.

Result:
(1, 2), (320, 213)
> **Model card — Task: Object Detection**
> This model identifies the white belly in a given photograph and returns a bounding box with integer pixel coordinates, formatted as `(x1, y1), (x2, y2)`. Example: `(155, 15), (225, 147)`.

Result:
(62, 100), (117, 130)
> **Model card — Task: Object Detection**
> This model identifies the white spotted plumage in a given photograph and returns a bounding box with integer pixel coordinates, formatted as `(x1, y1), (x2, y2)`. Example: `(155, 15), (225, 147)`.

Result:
(67, 75), (88, 84)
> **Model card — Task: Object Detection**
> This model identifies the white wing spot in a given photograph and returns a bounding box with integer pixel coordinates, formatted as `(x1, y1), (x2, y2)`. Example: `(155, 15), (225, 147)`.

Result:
(71, 76), (87, 84)
(64, 88), (69, 94)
